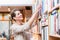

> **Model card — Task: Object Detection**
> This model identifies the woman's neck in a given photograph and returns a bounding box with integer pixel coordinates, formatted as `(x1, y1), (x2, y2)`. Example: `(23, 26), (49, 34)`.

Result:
(16, 21), (23, 25)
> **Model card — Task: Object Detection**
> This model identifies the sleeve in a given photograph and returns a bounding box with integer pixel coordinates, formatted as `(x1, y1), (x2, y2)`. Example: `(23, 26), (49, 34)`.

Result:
(15, 22), (30, 33)
(22, 22), (30, 31)
(10, 26), (15, 35)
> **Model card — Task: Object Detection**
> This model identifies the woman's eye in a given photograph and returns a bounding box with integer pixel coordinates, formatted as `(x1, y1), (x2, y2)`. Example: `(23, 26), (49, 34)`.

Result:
(18, 13), (19, 15)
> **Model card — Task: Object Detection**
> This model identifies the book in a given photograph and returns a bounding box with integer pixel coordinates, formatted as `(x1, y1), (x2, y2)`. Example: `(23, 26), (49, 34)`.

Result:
(57, 9), (60, 35)
(42, 0), (48, 14)
(45, 27), (48, 40)
(49, 10), (58, 35)
(42, 27), (48, 40)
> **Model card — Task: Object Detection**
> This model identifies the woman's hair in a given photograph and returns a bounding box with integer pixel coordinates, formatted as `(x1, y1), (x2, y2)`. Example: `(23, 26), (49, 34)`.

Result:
(10, 8), (23, 21)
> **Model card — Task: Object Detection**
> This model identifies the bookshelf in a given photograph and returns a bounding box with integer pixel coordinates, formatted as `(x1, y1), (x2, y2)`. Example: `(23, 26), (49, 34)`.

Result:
(48, 9), (60, 40)
(46, 0), (60, 40)
(48, 0), (60, 40)
(35, 0), (60, 40)
(18, 0), (60, 40)
(32, 0), (42, 40)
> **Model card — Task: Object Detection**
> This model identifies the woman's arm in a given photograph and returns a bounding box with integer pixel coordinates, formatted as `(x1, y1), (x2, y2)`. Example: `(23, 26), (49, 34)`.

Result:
(28, 4), (41, 26)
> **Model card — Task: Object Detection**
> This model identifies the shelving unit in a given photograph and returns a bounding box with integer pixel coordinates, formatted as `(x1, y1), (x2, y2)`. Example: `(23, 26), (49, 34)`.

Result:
(48, 0), (60, 40)
(32, 0), (42, 40)
(34, 0), (60, 40)
(48, 9), (60, 40)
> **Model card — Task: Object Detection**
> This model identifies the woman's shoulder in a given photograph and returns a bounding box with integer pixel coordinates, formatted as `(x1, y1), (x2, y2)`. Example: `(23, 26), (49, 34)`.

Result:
(10, 23), (17, 29)
(22, 22), (30, 27)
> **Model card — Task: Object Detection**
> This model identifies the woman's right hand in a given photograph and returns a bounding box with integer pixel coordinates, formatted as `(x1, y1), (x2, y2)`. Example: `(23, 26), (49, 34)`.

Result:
(36, 4), (42, 12)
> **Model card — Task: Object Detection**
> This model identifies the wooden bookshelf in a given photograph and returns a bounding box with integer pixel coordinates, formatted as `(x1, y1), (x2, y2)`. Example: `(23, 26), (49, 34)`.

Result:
(49, 34), (60, 38)
(33, 0), (60, 40)
(48, 3), (60, 40)
(48, 12), (60, 40)
(49, 36), (60, 40)
(49, 34), (60, 40)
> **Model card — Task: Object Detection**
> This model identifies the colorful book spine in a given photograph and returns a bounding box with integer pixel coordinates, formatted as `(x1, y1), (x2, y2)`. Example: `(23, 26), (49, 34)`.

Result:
(50, 10), (58, 34)
(53, 11), (57, 34)
(42, 27), (44, 40)
(40, 21), (42, 34)
(53, 0), (58, 34)
(57, 9), (60, 35)
(50, 14), (54, 34)
(45, 27), (48, 40)
(42, 27), (48, 40)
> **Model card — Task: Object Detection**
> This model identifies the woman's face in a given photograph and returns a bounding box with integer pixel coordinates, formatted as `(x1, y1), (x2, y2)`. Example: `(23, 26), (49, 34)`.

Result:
(14, 10), (23, 21)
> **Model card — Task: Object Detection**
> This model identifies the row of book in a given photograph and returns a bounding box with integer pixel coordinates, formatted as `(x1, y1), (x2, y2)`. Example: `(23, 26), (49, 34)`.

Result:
(32, 0), (60, 40)
(32, 0), (48, 40)
(49, 0), (60, 35)
(50, 9), (60, 35)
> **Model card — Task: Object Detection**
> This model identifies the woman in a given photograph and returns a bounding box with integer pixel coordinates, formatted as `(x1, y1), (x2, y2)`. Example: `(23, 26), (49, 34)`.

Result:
(10, 5), (41, 40)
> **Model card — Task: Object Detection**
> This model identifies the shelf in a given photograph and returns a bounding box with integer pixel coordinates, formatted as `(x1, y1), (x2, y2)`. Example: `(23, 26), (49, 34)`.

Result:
(49, 34), (60, 38)
(33, 32), (41, 35)
(42, 25), (48, 27)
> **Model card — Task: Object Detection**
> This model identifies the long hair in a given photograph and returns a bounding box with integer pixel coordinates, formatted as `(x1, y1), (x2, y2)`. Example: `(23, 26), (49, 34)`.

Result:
(10, 8), (24, 21)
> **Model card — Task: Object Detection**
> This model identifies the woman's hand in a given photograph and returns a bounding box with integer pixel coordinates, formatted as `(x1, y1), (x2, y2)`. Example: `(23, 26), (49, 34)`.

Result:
(35, 4), (42, 13)
(28, 4), (42, 26)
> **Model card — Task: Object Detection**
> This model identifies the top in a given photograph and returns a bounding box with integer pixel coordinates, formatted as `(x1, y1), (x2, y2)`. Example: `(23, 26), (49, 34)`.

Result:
(10, 22), (30, 40)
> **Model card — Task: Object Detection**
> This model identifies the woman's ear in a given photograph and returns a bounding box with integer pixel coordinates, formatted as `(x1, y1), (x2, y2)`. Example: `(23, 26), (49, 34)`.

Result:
(13, 17), (16, 20)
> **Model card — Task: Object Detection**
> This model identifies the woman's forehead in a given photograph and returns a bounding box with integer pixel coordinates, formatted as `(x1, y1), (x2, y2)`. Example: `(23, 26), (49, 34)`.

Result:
(14, 11), (21, 14)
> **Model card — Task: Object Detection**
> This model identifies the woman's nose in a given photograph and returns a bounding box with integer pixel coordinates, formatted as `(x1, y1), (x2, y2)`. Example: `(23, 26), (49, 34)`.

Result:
(19, 14), (22, 16)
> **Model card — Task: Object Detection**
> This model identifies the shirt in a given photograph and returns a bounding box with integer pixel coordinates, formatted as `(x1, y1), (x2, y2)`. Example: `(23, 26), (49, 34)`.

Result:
(10, 22), (30, 40)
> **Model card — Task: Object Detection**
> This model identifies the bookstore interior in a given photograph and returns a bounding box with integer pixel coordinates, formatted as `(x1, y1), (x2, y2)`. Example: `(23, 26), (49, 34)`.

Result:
(0, 0), (60, 40)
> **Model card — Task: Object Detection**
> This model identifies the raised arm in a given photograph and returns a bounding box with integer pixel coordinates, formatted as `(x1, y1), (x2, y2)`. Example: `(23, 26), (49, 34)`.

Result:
(28, 5), (42, 26)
